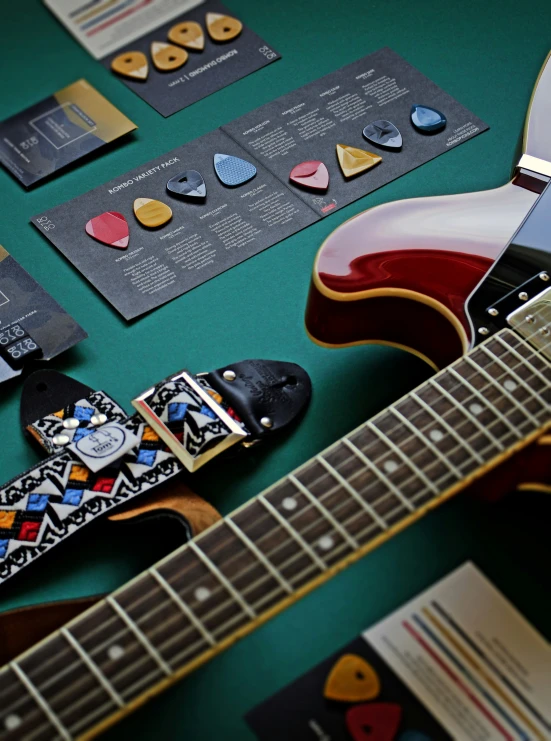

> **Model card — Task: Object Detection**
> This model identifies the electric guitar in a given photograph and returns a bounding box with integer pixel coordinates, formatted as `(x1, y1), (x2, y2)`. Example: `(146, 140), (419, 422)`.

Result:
(2, 180), (551, 739)
(4, 59), (551, 741)
(305, 51), (551, 371)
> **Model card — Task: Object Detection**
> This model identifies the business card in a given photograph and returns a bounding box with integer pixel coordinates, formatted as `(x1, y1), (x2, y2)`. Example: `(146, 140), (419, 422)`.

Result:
(0, 246), (87, 382)
(246, 564), (551, 741)
(0, 79), (137, 187)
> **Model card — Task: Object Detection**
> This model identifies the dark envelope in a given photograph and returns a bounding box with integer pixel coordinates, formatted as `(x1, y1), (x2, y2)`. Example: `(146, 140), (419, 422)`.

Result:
(0, 80), (136, 187)
(32, 48), (488, 320)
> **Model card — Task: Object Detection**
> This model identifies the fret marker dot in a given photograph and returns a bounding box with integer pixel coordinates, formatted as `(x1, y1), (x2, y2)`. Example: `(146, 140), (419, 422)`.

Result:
(469, 403), (483, 416)
(504, 379), (517, 392)
(318, 535), (334, 551)
(383, 460), (398, 474)
(4, 715), (21, 731)
(195, 586), (211, 602)
(429, 429), (444, 443)
(282, 497), (297, 511)
(107, 645), (125, 661)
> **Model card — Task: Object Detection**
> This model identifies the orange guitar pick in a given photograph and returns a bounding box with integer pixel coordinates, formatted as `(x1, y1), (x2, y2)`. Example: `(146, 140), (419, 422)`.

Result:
(206, 12), (242, 42)
(323, 654), (380, 702)
(111, 51), (148, 80)
(168, 21), (205, 51)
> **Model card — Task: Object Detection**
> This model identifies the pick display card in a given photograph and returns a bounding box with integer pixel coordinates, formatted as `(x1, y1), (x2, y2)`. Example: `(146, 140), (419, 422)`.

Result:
(32, 48), (489, 319)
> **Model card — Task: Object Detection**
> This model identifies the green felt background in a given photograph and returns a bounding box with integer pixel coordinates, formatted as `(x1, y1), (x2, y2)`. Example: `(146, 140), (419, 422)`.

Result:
(1, 0), (550, 737)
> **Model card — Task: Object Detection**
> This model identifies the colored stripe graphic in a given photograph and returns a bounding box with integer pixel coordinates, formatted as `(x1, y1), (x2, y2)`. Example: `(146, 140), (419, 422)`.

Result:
(69, 0), (102, 17)
(85, 0), (152, 36)
(432, 601), (551, 733)
(423, 608), (546, 741)
(402, 620), (514, 741)
(414, 614), (529, 741)
(76, 0), (120, 24)
(81, 0), (135, 30)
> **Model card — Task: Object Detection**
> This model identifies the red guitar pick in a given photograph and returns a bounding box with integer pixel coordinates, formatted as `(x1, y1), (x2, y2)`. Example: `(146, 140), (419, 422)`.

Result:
(289, 160), (329, 191)
(346, 703), (402, 741)
(85, 212), (129, 249)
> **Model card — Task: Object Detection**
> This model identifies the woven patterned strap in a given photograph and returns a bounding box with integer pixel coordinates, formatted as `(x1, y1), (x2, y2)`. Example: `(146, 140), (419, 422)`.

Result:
(0, 376), (247, 586)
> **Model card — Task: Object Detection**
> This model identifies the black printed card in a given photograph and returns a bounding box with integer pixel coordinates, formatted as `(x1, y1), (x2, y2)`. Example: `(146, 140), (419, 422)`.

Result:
(43, 0), (280, 117)
(32, 49), (488, 319)
(0, 246), (87, 382)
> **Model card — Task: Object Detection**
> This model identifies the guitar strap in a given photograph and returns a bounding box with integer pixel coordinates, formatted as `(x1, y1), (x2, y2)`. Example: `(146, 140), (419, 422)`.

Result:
(0, 360), (311, 587)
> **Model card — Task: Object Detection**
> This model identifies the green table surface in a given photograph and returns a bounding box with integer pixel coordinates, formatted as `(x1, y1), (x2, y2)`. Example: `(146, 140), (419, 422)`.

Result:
(1, 0), (550, 737)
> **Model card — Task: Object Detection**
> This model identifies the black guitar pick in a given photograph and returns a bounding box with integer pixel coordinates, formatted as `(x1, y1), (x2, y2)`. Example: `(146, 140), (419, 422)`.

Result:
(362, 120), (403, 149)
(167, 170), (207, 199)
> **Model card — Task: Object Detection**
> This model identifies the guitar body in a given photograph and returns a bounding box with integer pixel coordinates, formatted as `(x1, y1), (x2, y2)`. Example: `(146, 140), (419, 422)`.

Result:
(306, 52), (551, 371)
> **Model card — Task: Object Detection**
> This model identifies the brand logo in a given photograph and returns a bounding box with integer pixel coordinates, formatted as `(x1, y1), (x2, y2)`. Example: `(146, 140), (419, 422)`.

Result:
(75, 426), (127, 459)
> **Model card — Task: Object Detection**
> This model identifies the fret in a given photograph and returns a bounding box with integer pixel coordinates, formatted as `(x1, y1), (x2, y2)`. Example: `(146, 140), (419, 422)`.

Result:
(195, 523), (288, 615)
(389, 405), (463, 480)
(115, 573), (210, 672)
(156, 547), (251, 641)
(59, 628), (124, 708)
(16, 633), (118, 737)
(494, 333), (550, 389)
(69, 600), (165, 703)
(0, 666), (61, 741)
(189, 540), (257, 618)
(410, 390), (482, 472)
(367, 419), (439, 497)
(318, 444), (388, 539)
(225, 516), (294, 595)
(437, 371), (511, 450)
(344, 426), (431, 510)
(479, 344), (545, 418)
(289, 468), (359, 548)
(106, 596), (172, 675)
(258, 493), (328, 571)
(10, 662), (71, 741)
(231, 499), (323, 590)
(262, 480), (355, 568)
(150, 567), (217, 646)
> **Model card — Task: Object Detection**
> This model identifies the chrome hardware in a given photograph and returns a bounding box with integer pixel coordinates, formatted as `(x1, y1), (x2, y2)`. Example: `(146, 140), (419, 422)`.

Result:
(223, 370), (236, 381)
(508, 287), (551, 360)
(478, 327), (489, 336)
(487, 308), (499, 317)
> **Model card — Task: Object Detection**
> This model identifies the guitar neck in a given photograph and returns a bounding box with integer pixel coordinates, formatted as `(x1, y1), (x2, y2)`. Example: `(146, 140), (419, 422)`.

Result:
(2, 327), (550, 741)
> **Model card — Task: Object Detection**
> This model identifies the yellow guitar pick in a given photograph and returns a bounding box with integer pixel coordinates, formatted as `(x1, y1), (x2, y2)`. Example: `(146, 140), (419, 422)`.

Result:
(336, 144), (382, 178)
(111, 51), (148, 80)
(134, 198), (172, 228)
(168, 21), (205, 51)
(151, 42), (188, 72)
(324, 654), (381, 702)
(206, 12), (243, 42)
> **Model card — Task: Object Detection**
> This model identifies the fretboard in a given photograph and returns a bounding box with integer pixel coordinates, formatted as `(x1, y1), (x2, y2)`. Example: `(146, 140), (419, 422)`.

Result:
(2, 328), (550, 741)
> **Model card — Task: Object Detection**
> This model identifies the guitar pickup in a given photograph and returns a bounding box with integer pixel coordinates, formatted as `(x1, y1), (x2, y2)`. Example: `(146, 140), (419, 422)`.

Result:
(485, 271), (551, 327)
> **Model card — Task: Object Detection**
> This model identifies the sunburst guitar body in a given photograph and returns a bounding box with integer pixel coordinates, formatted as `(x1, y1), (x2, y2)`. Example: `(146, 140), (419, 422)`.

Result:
(306, 53), (551, 371)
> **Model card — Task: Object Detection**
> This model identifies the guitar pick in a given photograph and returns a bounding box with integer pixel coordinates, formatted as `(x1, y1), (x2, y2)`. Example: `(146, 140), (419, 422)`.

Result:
(289, 161), (329, 191)
(168, 21), (205, 51)
(336, 144), (382, 178)
(111, 51), (148, 80)
(346, 703), (402, 741)
(410, 104), (447, 132)
(133, 198), (172, 228)
(167, 170), (207, 199)
(206, 12), (243, 42)
(150, 42), (188, 71)
(214, 153), (256, 187)
(363, 120), (403, 149)
(85, 212), (129, 249)
(323, 654), (380, 702)
(399, 732), (432, 741)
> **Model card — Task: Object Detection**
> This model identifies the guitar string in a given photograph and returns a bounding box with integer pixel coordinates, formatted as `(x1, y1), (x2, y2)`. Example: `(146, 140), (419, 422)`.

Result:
(3, 336), (548, 734)
(1, 333), (547, 733)
(2, 335), (547, 729)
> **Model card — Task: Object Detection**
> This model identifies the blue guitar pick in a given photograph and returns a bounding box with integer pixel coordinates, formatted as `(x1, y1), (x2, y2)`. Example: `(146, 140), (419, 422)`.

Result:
(411, 104), (447, 132)
(167, 170), (206, 199)
(363, 119), (403, 149)
(214, 153), (256, 187)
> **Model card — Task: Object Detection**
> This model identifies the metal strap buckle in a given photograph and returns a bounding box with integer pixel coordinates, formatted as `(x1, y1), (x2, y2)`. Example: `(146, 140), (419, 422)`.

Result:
(131, 370), (247, 472)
